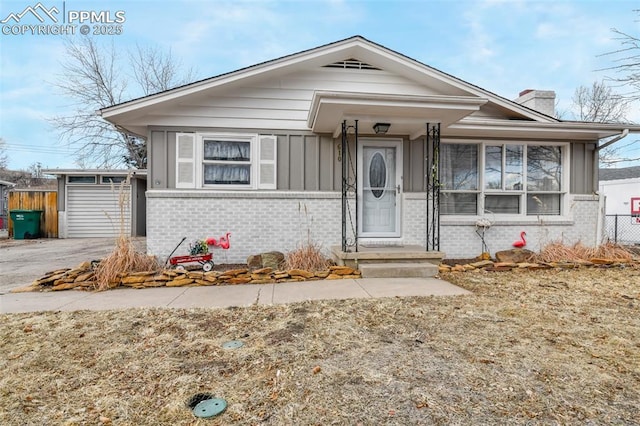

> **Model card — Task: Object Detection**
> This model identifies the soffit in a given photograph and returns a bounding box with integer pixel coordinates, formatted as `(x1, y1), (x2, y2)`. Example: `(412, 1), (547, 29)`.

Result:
(309, 91), (488, 139)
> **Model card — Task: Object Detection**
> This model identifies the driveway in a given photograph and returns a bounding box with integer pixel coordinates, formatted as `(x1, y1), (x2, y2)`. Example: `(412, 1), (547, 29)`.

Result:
(0, 236), (146, 294)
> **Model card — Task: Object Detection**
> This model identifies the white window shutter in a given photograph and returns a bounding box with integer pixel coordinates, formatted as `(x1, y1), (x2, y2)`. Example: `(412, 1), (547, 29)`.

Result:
(258, 135), (277, 189)
(176, 133), (196, 188)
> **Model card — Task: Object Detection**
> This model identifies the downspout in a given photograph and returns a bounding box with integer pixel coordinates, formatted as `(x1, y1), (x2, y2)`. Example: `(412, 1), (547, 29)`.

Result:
(593, 128), (629, 193)
(592, 128), (629, 245)
(596, 128), (629, 152)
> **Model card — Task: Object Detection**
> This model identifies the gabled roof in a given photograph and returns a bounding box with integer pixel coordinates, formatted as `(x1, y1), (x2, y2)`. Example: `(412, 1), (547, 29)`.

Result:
(101, 35), (556, 125)
(100, 36), (640, 141)
(599, 166), (640, 181)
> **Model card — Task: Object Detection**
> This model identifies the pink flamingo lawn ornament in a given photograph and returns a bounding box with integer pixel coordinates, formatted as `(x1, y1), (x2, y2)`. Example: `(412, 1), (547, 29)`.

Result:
(206, 232), (231, 250)
(512, 231), (527, 248)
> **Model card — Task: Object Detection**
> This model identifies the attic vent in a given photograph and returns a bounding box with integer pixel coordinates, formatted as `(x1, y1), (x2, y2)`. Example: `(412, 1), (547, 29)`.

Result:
(324, 59), (380, 70)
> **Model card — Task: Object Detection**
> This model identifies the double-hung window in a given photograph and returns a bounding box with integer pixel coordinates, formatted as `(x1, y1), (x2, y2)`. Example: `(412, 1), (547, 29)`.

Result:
(484, 144), (523, 214)
(439, 143), (479, 215)
(175, 133), (277, 189)
(203, 139), (252, 186)
(526, 146), (563, 215)
(440, 142), (566, 216)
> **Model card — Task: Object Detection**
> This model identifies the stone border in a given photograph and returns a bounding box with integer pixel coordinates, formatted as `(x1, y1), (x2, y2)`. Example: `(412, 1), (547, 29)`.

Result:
(15, 264), (362, 293)
(439, 258), (638, 273)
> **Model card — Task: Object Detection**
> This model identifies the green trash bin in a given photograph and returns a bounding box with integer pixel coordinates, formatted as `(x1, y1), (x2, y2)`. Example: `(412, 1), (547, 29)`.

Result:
(10, 209), (43, 240)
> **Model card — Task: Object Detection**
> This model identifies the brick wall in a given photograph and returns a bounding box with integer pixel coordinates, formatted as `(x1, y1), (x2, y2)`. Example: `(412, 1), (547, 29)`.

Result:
(439, 194), (601, 258)
(147, 191), (601, 262)
(147, 190), (342, 263)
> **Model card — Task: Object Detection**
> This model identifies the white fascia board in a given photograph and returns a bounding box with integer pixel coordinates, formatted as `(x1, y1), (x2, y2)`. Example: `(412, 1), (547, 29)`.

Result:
(308, 91), (488, 130)
(42, 169), (147, 176)
(451, 118), (640, 139)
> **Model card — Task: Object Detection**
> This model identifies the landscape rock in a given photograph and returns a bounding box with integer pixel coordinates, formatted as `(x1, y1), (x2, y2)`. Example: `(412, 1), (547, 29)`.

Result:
(121, 276), (147, 284)
(288, 269), (315, 279)
(495, 249), (535, 264)
(166, 278), (194, 287)
(52, 282), (81, 291)
(469, 260), (494, 269)
(247, 251), (285, 270)
(329, 266), (356, 275)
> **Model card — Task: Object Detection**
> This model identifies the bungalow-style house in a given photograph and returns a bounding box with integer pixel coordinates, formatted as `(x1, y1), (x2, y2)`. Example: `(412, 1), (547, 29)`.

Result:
(100, 36), (640, 269)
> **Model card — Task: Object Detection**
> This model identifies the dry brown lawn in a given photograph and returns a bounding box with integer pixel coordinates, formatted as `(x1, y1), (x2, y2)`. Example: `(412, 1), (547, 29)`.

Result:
(1, 267), (639, 425)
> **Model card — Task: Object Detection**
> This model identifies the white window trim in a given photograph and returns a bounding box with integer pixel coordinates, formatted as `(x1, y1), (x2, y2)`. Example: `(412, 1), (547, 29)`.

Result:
(198, 133), (258, 190)
(176, 132), (277, 190)
(440, 139), (570, 218)
(66, 175), (97, 185)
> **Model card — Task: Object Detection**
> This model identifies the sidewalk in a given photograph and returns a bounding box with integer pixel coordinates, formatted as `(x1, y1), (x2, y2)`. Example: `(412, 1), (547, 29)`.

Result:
(0, 277), (470, 314)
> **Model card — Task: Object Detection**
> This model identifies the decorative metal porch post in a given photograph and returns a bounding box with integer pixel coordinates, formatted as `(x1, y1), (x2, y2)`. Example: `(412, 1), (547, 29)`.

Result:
(341, 120), (359, 252)
(425, 123), (441, 251)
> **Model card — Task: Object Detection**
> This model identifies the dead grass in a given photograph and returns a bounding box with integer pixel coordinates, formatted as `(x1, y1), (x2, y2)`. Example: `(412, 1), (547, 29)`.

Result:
(2, 267), (639, 425)
(532, 241), (635, 263)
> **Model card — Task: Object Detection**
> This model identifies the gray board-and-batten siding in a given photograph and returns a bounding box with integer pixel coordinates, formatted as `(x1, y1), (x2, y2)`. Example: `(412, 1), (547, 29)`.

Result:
(148, 129), (597, 194)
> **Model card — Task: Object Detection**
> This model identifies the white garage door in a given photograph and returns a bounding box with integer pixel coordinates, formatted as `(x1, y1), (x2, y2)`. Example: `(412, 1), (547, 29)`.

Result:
(67, 185), (131, 238)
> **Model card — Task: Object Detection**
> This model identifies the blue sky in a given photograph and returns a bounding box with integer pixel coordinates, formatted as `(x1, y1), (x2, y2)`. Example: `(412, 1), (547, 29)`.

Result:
(1, 0), (639, 170)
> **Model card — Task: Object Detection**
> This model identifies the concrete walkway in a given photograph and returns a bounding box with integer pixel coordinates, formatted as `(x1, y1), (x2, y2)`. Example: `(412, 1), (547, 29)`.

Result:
(0, 277), (470, 314)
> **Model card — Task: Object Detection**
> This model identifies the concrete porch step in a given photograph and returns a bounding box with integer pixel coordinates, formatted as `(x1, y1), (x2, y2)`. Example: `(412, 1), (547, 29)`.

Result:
(359, 262), (439, 278)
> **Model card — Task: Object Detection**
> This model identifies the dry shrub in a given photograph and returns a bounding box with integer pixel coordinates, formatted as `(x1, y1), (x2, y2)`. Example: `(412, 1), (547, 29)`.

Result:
(592, 241), (635, 261)
(284, 202), (333, 271)
(93, 175), (159, 290)
(285, 242), (332, 272)
(533, 241), (634, 263)
(94, 236), (159, 290)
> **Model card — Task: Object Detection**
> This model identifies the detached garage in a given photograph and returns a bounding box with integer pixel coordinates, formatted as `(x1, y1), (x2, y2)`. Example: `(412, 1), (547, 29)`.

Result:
(44, 169), (147, 238)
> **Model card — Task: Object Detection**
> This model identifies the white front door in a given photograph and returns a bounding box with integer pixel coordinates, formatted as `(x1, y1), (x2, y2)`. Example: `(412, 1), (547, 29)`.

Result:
(358, 139), (402, 238)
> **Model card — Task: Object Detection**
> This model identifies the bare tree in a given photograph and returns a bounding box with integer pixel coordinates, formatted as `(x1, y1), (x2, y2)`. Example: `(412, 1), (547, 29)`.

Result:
(599, 10), (640, 100)
(570, 81), (639, 166)
(0, 138), (8, 170)
(130, 44), (195, 95)
(590, 10), (640, 166)
(50, 37), (195, 169)
(572, 81), (630, 123)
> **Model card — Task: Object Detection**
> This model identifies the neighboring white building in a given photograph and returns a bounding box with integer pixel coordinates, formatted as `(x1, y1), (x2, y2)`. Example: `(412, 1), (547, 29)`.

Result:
(599, 166), (640, 215)
(599, 166), (640, 244)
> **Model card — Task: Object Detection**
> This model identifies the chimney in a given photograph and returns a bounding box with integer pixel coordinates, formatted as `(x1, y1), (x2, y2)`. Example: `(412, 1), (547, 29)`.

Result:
(514, 89), (556, 117)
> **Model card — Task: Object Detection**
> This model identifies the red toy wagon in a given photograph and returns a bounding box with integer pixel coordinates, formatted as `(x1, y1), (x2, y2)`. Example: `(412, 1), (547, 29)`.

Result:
(169, 252), (214, 272)
(165, 234), (231, 272)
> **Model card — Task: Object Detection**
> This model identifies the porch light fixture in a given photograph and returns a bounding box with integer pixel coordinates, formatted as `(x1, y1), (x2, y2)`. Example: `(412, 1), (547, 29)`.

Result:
(373, 122), (390, 134)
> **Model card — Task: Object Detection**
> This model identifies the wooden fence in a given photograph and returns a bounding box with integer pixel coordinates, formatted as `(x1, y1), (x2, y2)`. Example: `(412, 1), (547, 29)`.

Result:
(8, 190), (58, 238)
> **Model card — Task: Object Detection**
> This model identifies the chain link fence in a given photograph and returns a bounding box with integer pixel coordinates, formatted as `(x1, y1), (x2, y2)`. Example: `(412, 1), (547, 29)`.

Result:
(604, 215), (640, 245)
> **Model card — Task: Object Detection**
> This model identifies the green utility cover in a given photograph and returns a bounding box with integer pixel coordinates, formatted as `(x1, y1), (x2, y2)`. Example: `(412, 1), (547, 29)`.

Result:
(193, 398), (227, 418)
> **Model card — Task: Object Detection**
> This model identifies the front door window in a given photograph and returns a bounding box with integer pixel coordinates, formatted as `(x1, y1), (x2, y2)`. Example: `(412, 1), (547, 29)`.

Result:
(360, 140), (402, 237)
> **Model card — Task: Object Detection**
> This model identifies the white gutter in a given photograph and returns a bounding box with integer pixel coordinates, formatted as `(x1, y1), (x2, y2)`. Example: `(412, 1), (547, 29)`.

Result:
(593, 128), (630, 193)
(596, 128), (629, 151)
